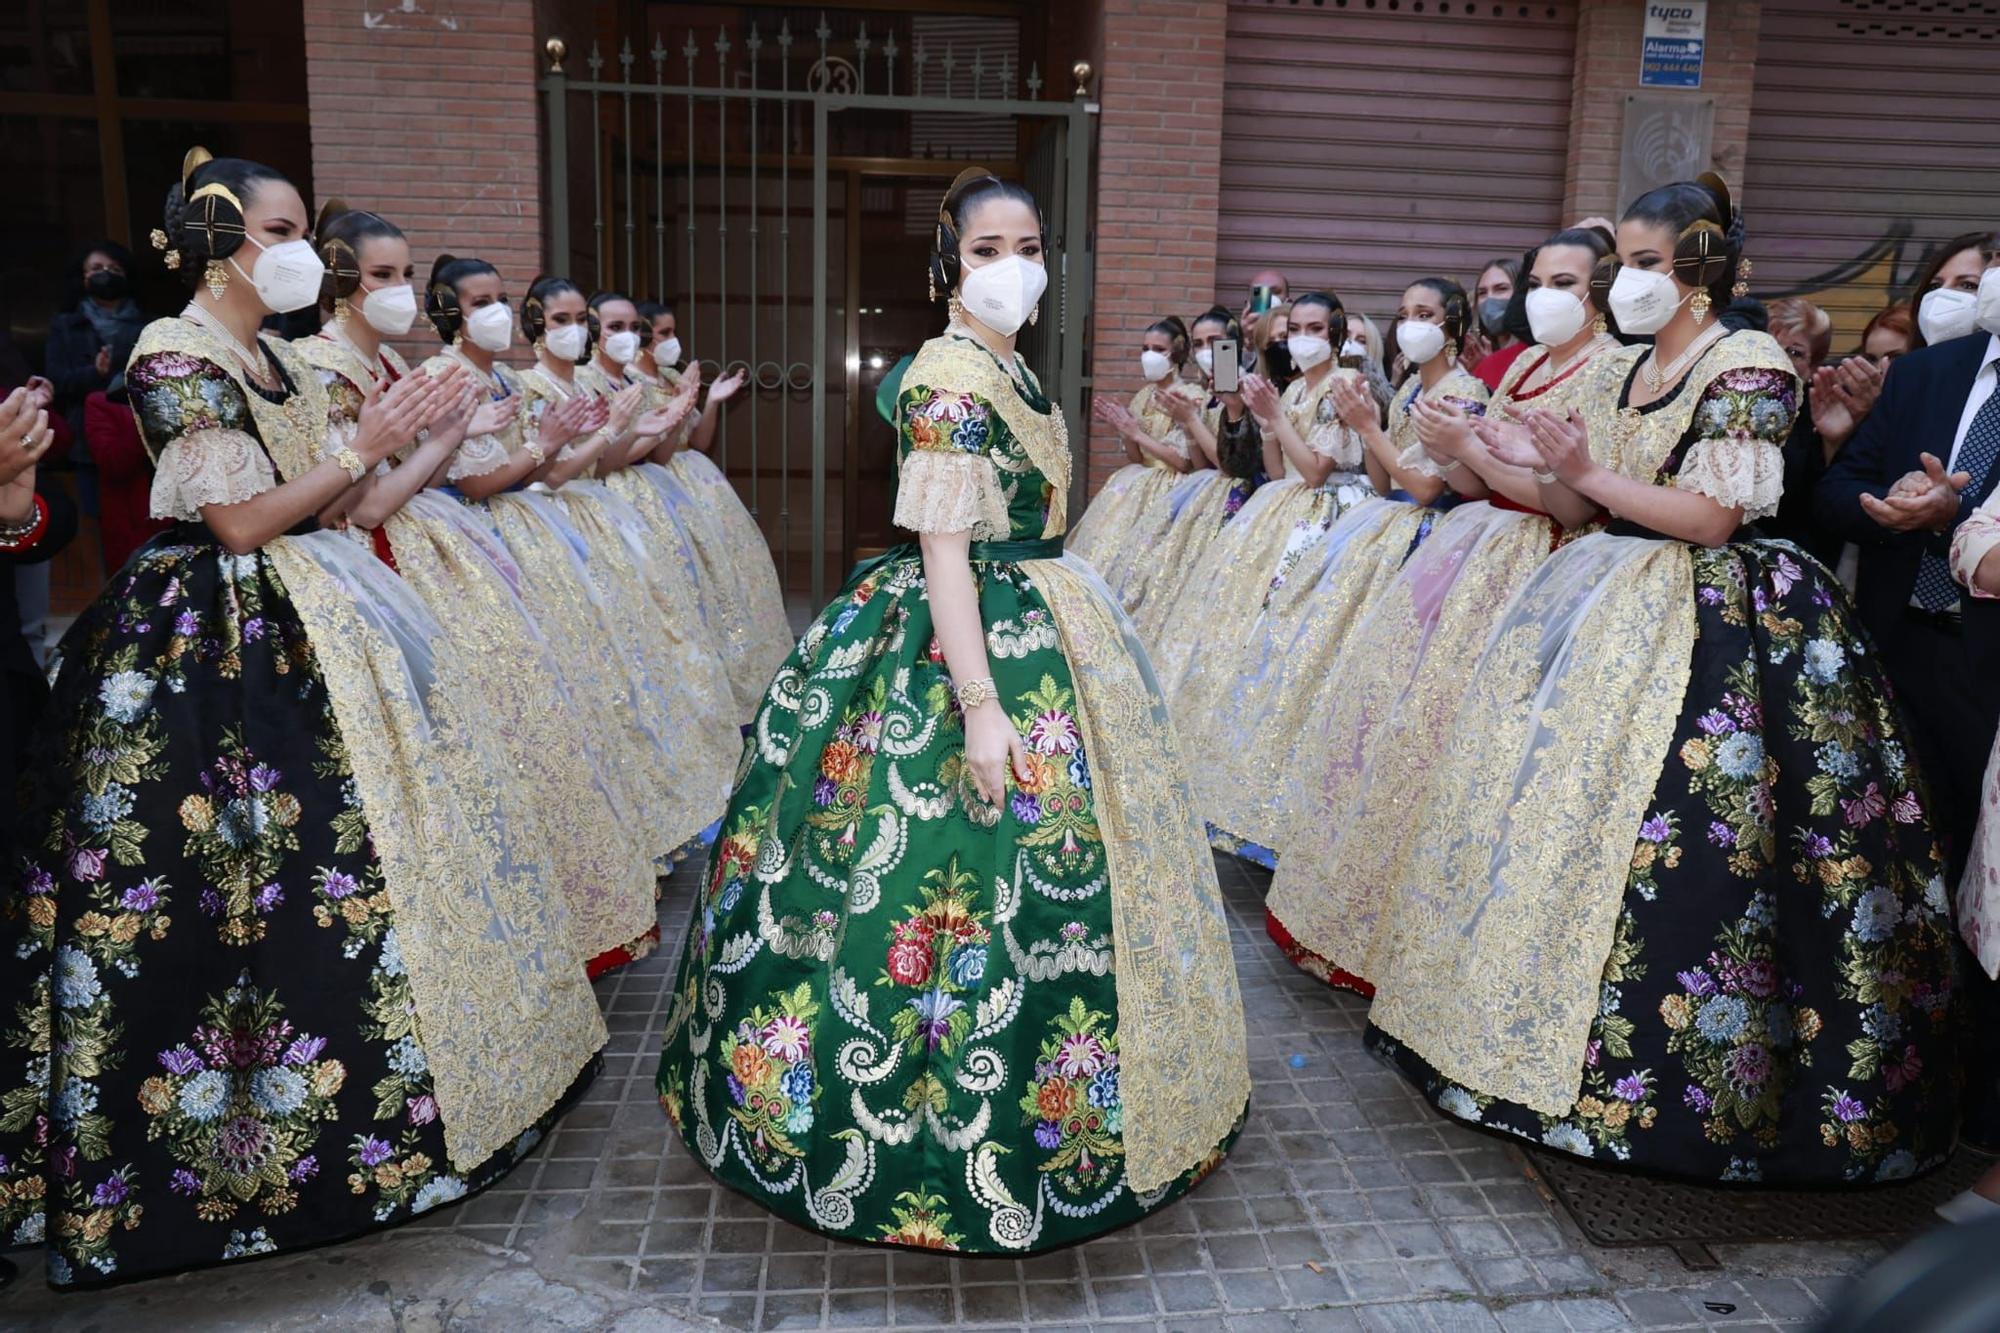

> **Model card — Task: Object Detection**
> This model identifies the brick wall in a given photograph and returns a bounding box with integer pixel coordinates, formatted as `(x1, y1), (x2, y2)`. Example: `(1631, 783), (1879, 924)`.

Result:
(1562, 0), (1763, 224)
(1084, 0), (1227, 495)
(302, 0), (546, 363)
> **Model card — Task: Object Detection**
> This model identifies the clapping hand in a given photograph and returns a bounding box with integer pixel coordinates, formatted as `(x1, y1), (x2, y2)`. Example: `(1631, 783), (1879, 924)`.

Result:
(467, 396), (514, 438)
(352, 375), (439, 467)
(1329, 375), (1377, 432)
(1522, 408), (1595, 486)
(1410, 399), (1473, 461)
(1160, 391), (1199, 427)
(1862, 452), (1967, 533)
(706, 366), (748, 407)
(1240, 372), (1283, 427)
(0, 387), (53, 487)
(1472, 416), (1540, 471)
(538, 393), (597, 449)
(605, 382), (647, 438)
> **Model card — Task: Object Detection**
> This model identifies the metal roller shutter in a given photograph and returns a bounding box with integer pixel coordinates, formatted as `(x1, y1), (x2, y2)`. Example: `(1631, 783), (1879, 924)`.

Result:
(1218, 0), (1578, 326)
(1743, 1), (2000, 341)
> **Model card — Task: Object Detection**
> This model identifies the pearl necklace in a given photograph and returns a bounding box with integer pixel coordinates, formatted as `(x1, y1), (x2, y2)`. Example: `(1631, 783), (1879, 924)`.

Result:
(1641, 325), (1726, 392)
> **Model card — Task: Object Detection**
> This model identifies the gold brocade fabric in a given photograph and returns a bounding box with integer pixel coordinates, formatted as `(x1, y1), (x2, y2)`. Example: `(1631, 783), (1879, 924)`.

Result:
(554, 482), (740, 850)
(484, 490), (691, 862)
(1126, 472), (1237, 631)
(1265, 503), (1559, 970)
(1363, 336), (1794, 1115)
(384, 491), (662, 957)
(130, 319), (329, 486)
(662, 449), (796, 708)
(1022, 555), (1250, 1192)
(1189, 500), (1429, 853)
(904, 334), (1072, 536)
(1065, 466), (1183, 580)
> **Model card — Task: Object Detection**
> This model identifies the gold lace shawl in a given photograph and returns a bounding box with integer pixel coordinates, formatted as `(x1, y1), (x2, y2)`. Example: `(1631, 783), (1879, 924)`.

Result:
(902, 335), (1072, 537)
(1130, 380), (1203, 466)
(1281, 369), (1364, 475)
(1366, 331), (1794, 1117)
(1022, 557), (1251, 1191)
(420, 347), (525, 476)
(291, 333), (412, 467)
(131, 318), (331, 518)
(1392, 366), (1490, 476)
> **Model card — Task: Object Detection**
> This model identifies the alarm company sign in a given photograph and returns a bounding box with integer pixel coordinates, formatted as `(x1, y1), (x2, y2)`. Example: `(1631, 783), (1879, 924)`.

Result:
(1641, 1), (1707, 88)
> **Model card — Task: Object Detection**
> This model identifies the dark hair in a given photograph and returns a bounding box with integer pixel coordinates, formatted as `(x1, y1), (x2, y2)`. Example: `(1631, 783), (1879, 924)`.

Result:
(160, 154), (289, 288)
(522, 274), (586, 354)
(1907, 230), (2000, 350)
(1504, 226), (1621, 344)
(636, 300), (672, 323)
(74, 238), (134, 276)
(1408, 276), (1471, 346)
(1289, 290), (1345, 329)
(1861, 299), (1915, 352)
(426, 254), (500, 342)
(1143, 314), (1190, 366)
(586, 289), (638, 341)
(1621, 176), (1743, 323)
(1191, 304), (1239, 341)
(315, 205), (404, 313)
(928, 173), (1047, 303)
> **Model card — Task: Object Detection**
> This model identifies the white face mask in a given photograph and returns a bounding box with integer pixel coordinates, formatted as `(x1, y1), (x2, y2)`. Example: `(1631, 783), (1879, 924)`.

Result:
(230, 236), (325, 315)
(603, 330), (641, 365)
(1606, 266), (1686, 337)
(1395, 320), (1446, 367)
(1976, 267), (2000, 337)
(359, 282), (419, 337)
(657, 335), (682, 366)
(1524, 287), (1589, 347)
(544, 322), (589, 362)
(1193, 346), (1214, 375)
(957, 254), (1049, 338)
(465, 302), (514, 353)
(1286, 334), (1333, 371)
(1140, 349), (1173, 382)
(1340, 339), (1367, 361)
(1917, 287), (1978, 347)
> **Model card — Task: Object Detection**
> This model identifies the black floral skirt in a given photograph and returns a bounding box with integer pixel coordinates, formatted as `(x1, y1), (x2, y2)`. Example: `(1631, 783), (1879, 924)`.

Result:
(0, 528), (590, 1287)
(1374, 538), (1960, 1186)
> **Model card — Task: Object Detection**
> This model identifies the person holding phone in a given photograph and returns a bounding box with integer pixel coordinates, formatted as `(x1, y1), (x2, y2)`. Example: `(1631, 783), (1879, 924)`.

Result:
(1123, 307), (1258, 626)
(1069, 315), (1206, 597)
(1240, 267), (1289, 345)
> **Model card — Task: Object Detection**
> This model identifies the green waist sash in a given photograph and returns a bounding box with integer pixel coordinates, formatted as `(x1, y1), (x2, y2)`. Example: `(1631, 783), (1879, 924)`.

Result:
(967, 536), (1065, 562)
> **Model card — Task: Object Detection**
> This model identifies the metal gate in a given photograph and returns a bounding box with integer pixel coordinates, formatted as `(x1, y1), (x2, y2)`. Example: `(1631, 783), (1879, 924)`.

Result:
(538, 20), (1097, 606)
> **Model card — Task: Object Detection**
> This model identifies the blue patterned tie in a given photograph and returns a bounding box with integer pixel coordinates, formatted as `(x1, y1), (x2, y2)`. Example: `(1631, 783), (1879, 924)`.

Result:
(1914, 375), (2000, 613)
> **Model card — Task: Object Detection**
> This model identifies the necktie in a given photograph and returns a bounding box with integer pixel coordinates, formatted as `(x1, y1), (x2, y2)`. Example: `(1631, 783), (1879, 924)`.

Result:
(1914, 371), (2000, 613)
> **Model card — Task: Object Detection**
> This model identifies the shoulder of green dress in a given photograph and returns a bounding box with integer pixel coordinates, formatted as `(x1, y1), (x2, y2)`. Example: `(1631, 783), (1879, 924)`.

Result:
(896, 379), (1000, 455)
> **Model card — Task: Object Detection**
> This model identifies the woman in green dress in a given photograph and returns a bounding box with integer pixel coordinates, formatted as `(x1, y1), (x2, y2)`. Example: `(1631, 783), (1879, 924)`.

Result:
(657, 171), (1249, 1254)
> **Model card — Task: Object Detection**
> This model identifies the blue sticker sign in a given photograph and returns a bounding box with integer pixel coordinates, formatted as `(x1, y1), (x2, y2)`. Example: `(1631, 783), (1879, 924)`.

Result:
(1641, 1), (1707, 89)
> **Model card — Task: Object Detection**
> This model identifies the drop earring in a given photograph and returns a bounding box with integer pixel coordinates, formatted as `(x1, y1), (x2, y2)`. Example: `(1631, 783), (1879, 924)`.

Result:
(947, 294), (965, 325)
(204, 259), (230, 301)
(1689, 289), (1711, 326)
(1592, 314), (1608, 336)
(927, 267), (937, 304)
(334, 299), (352, 325)
(1029, 303), (1040, 327)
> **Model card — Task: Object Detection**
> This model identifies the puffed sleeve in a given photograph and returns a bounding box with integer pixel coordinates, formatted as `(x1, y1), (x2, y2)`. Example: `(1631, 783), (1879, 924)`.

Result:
(1952, 489), (2000, 599)
(1672, 365), (1797, 521)
(1304, 372), (1366, 469)
(891, 383), (1010, 539)
(129, 349), (276, 521)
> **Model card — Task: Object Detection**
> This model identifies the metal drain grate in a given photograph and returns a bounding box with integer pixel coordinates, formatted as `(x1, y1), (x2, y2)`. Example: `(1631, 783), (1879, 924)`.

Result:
(1525, 1148), (1998, 1251)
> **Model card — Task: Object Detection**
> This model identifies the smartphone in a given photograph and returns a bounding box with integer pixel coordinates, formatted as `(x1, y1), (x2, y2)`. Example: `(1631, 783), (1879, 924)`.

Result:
(1337, 351), (1364, 371)
(1212, 338), (1241, 394)
(1249, 285), (1277, 316)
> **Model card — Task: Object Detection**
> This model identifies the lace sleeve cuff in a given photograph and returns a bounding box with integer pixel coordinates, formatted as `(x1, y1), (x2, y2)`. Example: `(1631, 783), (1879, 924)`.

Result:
(448, 432), (512, 482)
(1396, 438), (1445, 478)
(893, 449), (1010, 539)
(1952, 500), (2000, 599)
(1674, 437), (1785, 522)
(150, 428), (277, 520)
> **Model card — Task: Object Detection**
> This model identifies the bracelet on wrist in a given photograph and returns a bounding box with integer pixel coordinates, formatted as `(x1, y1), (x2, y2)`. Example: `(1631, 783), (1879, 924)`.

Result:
(1532, 468), (1558, 485)
(334, 447), (368, 483)
(956, 676), (1000, 712)
(524, 440), (548, 465)
(0, 494), (47, 550)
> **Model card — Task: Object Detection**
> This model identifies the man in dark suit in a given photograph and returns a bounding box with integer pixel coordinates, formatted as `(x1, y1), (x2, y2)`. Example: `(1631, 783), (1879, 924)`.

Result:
(1816, 314), (2000, 1147)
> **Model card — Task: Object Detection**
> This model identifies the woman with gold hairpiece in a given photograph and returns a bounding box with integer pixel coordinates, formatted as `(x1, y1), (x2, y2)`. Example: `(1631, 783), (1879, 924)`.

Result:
(1065, 314), (1205, 596)
(292, 211), (664, 983)
(1116, 305), (1256, 623)
(1265, 227), (1623, 988)
(1359, 176), (1956, 1186)
(1169, 275), (1492, 869)
(0, 152), (607, 1289)
(579, 290), (794, 717)
(490, 275), (740, 893)
(656, 168), (1248, 1252)
(605, 295), (795, 715)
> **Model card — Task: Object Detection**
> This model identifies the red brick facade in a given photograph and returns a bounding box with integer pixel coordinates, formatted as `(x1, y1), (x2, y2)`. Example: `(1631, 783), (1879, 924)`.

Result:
(1082, 0), (1228, 490)
(302, 0), (545, 362)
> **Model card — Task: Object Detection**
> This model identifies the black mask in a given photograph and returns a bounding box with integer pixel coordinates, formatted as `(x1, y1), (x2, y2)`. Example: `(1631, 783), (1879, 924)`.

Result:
(1260, 342), (1295, 382)
(87, 270), (128, 300)
(1477, 297), (1509, 337)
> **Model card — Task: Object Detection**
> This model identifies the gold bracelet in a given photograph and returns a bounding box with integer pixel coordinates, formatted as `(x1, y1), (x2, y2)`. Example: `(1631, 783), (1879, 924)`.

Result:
(956, 676), (1000, 712)
(334, 447), (367, 482)
(524, 440), (548, 465)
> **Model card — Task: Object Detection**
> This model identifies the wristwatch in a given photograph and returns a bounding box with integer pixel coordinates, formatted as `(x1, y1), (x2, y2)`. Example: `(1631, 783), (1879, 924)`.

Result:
(957, 676), (1000, 712)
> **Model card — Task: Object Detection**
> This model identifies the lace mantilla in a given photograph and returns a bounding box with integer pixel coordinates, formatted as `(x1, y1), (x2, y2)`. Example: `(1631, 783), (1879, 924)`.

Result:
(893, 449), (1011, 539)
(1674, 438), (1785, 521)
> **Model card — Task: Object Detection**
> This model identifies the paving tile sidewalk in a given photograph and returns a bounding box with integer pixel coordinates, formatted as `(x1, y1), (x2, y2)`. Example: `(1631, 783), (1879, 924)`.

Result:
(0, 856), (1912, 1331)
